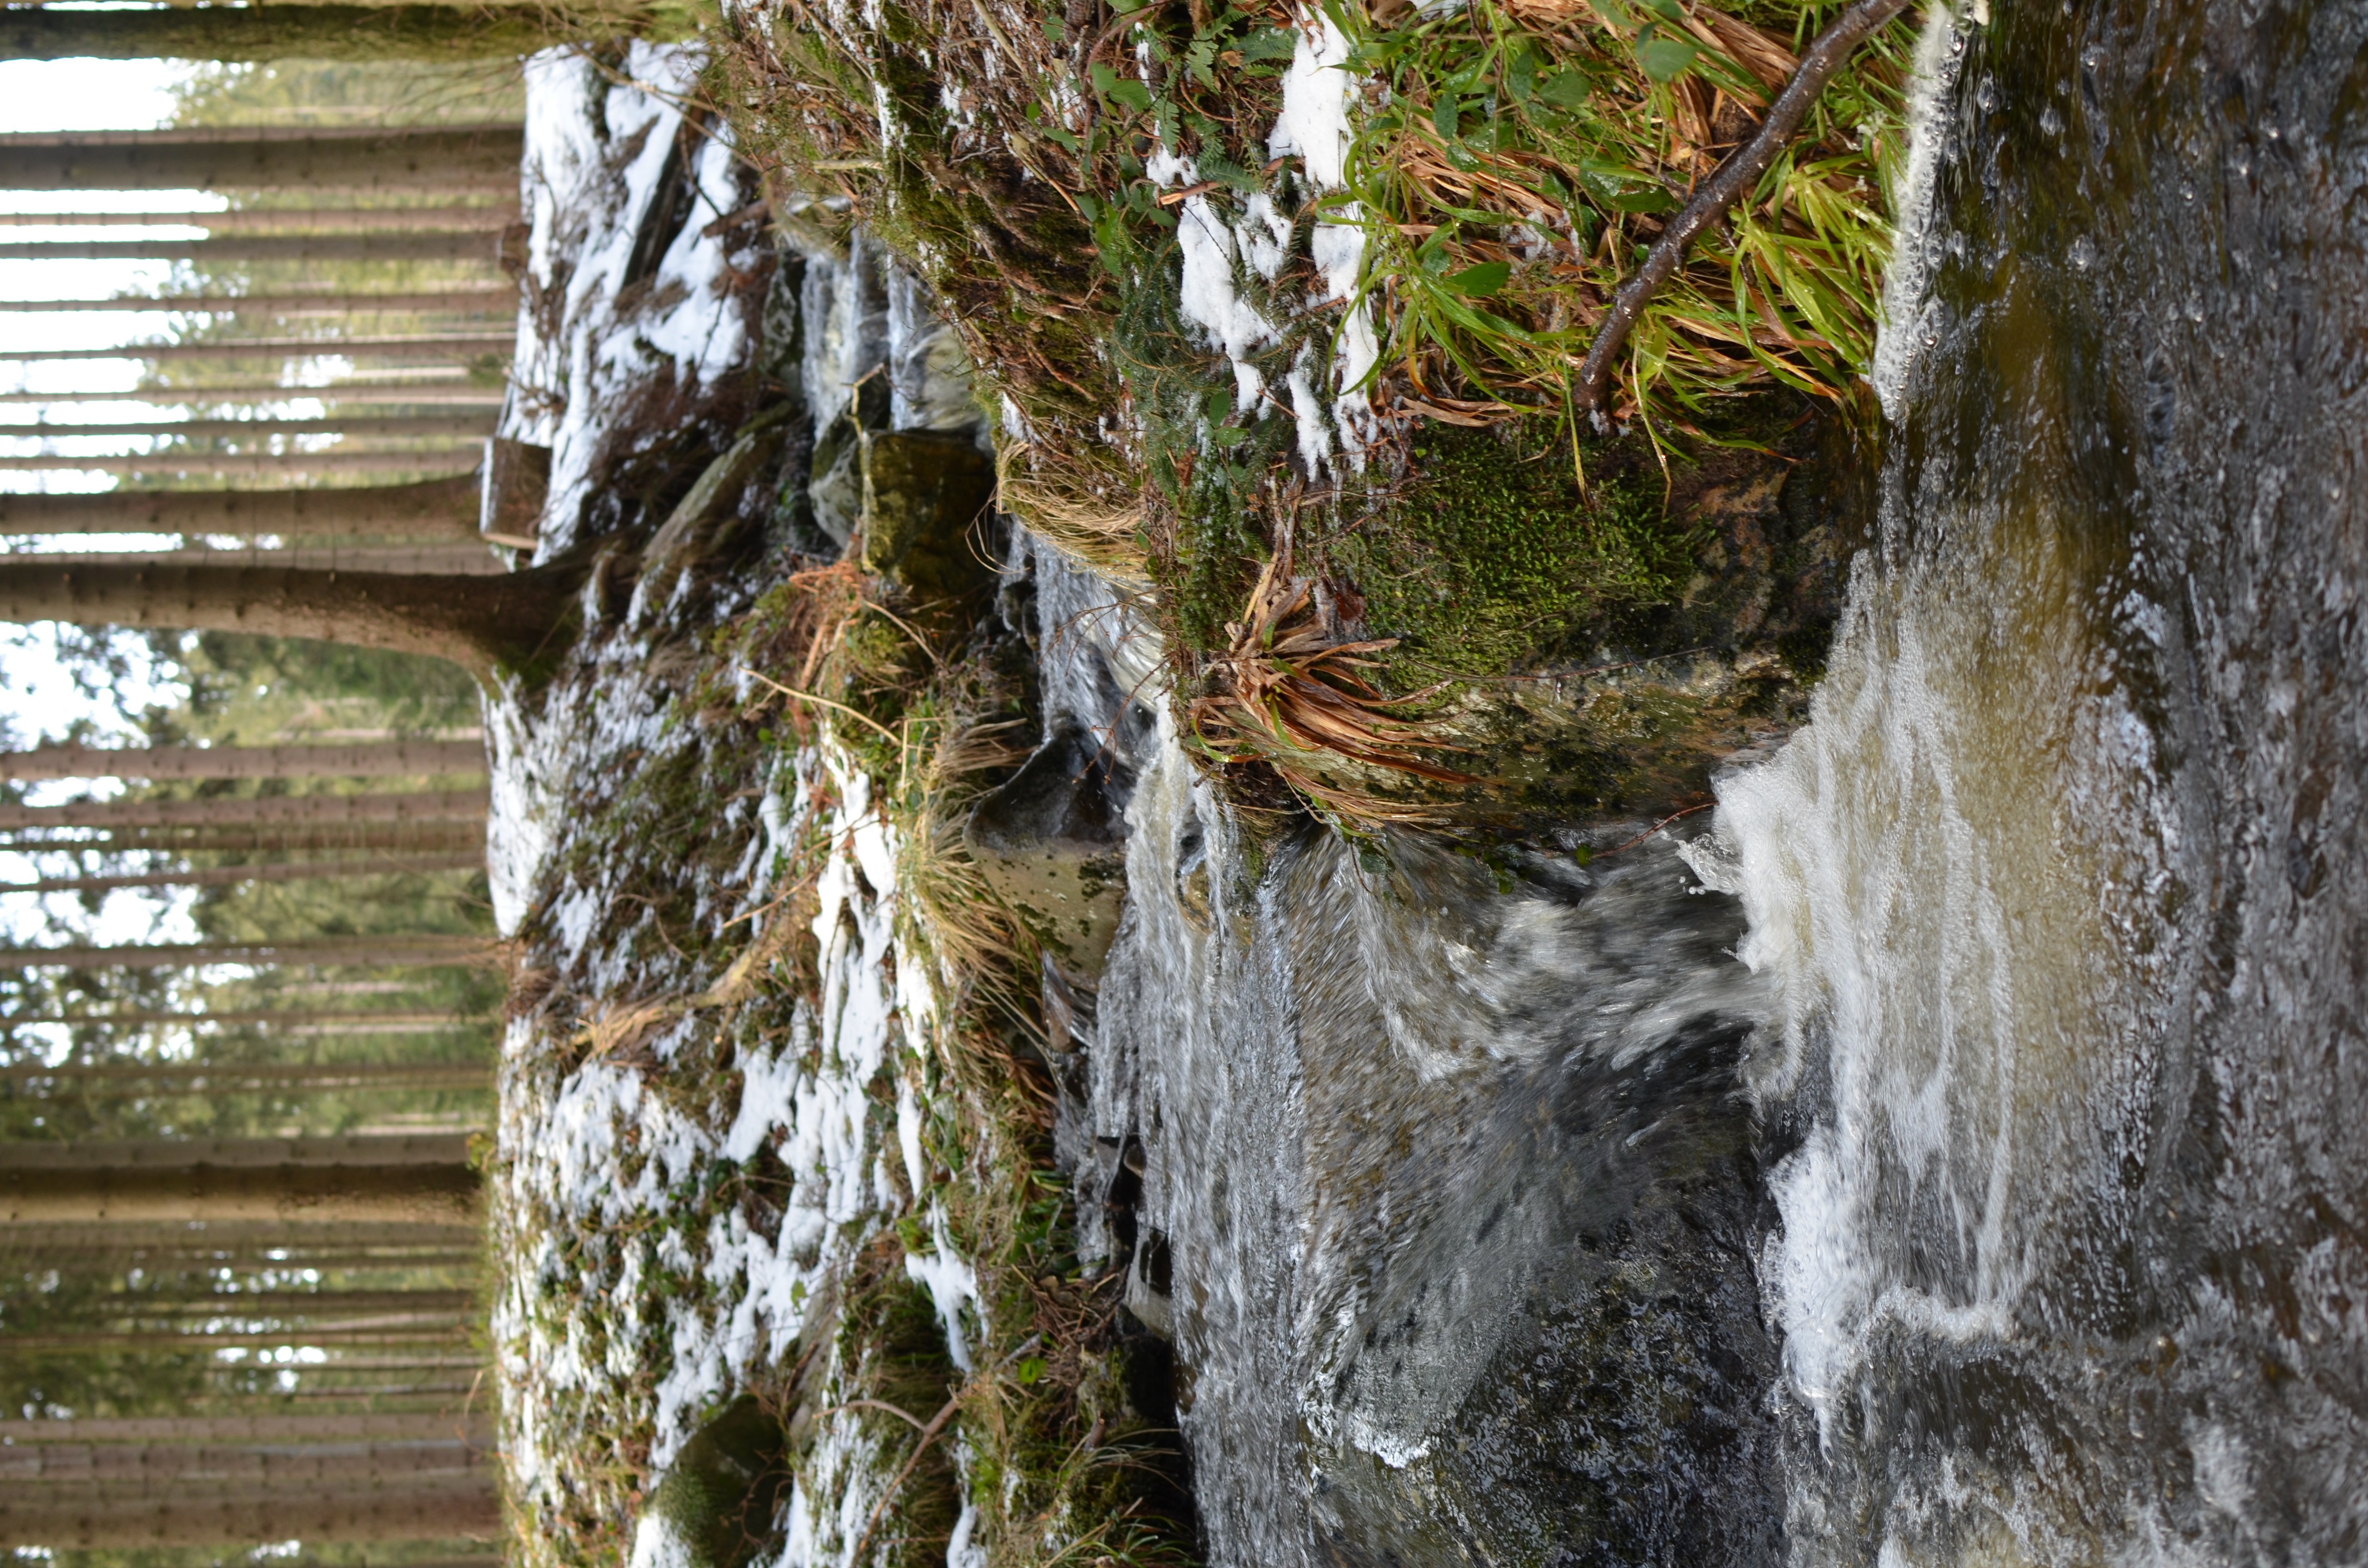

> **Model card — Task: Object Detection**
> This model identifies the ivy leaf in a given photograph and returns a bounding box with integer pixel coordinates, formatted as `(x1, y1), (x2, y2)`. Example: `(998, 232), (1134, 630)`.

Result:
(1636, 35), (1698, 81)
(1443, 259), (1511, 297)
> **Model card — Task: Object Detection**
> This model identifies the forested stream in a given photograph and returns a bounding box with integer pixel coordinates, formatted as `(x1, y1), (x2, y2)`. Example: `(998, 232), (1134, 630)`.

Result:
(1043, 0), (2368, 1560)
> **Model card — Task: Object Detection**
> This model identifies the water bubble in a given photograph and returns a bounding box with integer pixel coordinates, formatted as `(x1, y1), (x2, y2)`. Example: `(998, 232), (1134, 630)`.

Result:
(2081, 43), (2106, 71)
(2185, 294), (2205, 323)
(2181, 182), (2196, 201)
(2069, 235), (2098, 270)
(2040, 104), (2067, 137)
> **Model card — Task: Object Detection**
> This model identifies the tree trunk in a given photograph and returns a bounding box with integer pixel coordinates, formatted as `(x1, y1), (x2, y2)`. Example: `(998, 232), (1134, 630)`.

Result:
(0, 289), (514, 316)
(0, 382), (500, 406)
(0, 1133), (479, 1226)
(0, 852), (485, 895)
(0, 560), (577, 677)
(0, 206), (516, 233)
(35, 824), (487, 853)
(0, 1219), (480, 1258)
(0, 1482), (501, 1549)
(0, 4), (620, 62)
(280, 1381), (483, 1401)
(0, 1413), (492, 1443)
(0, 1437), (484, 1485)
(24, 547), (507, 576)
(0, 233), (497, 263)
(0, 1323), (472, 1353)
(0, 451), (481, 478)
(0, 788), (488, 829)
(0, 414), (492, 441)
(18, 333), (511, 362)
(0, 126), (525, 194)
(125, 1287), (477, 1318)
(0, 476), (482, 539)
(0, 935), (498, 970)
(0, 1059), (492, 1092)
(0, 741), (484, 782)
(1, 1008), (481, 1028)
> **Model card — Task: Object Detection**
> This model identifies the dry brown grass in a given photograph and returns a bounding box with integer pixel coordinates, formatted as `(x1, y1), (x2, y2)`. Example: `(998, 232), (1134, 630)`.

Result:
(994, 439), (1150, 583)
(1188, 551), (1473, 823)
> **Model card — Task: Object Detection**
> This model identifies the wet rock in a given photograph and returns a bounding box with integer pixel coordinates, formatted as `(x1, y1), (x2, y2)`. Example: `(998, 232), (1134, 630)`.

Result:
(804, 409), (871, 548)
(965, 718), (1133, 978)
(1125, 1228), (1176, 1342)
(628, 1395), (790, 1568)
(634, 415), (791, 621)
(858, 429), (996, 600)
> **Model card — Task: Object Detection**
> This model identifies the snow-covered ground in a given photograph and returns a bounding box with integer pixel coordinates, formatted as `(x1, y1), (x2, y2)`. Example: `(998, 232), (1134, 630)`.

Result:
(483, 49), (988, 1568)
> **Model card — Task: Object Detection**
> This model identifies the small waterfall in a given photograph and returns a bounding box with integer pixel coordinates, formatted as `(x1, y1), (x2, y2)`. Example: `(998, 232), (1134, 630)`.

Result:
(1036, 0), (2368, 1557)
(1693, 0), (2368, 1556)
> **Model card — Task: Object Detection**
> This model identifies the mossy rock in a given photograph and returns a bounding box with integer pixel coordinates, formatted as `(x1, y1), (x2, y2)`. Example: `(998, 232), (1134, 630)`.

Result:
(859, 429), (997, 601)
(1275, 399), (1870, 828)
(628, 1395), (790, 1568)
(964, 719), (1131, 979)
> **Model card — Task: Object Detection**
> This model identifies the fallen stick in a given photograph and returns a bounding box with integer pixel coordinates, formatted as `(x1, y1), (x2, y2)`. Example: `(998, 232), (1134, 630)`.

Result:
(1572, 0), (1914, 422)
(844, 1335), (1044, 1564)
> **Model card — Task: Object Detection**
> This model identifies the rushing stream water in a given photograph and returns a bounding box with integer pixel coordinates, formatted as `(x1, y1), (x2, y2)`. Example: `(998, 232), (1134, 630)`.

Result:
(1042, 0), (2368, 1559)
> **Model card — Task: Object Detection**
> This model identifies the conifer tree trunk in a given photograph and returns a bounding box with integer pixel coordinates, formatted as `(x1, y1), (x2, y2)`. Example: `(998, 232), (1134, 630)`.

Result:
(0, 1009), (479, 1032)
(0, 1219), (480, 1258)
(2, 288), (514, 317)
(0, 126), (525, 193)
(0, 742), (485, 782)
(46, 823), (485, 853)
(0, 560), (577, 678)
(0, 1133), (480, 1226)
(0, 476), (482, 539)
(0, 1413), (493, 1444)
(1, 1435), (485, 1484)
(0, 233), (498, 263)
(0, 206), (515, 233)
(0, 4), (620, 62)
(0, 852), (485, 895)
(115, 1286), (478, 1318)
(0, 935), (497, 970)
(25, 548), (506, 575)
(0, 414), (492, 441)
(0, 1059), (492, 1094)
(0, 787), (488, 828)
(0, 1479), (502, 1548)
(0, 452), (481, 478)
(22, 332), (511, 362)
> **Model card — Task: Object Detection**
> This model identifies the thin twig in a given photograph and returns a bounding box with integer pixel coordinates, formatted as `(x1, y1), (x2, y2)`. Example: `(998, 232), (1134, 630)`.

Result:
(1572, 0), (1913, 421)
(822, 1397), (930, 1431)
(738, 667), (903, 745)
(845, 1335), (1045, 1564)
(1598, 800), (1715, 857)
